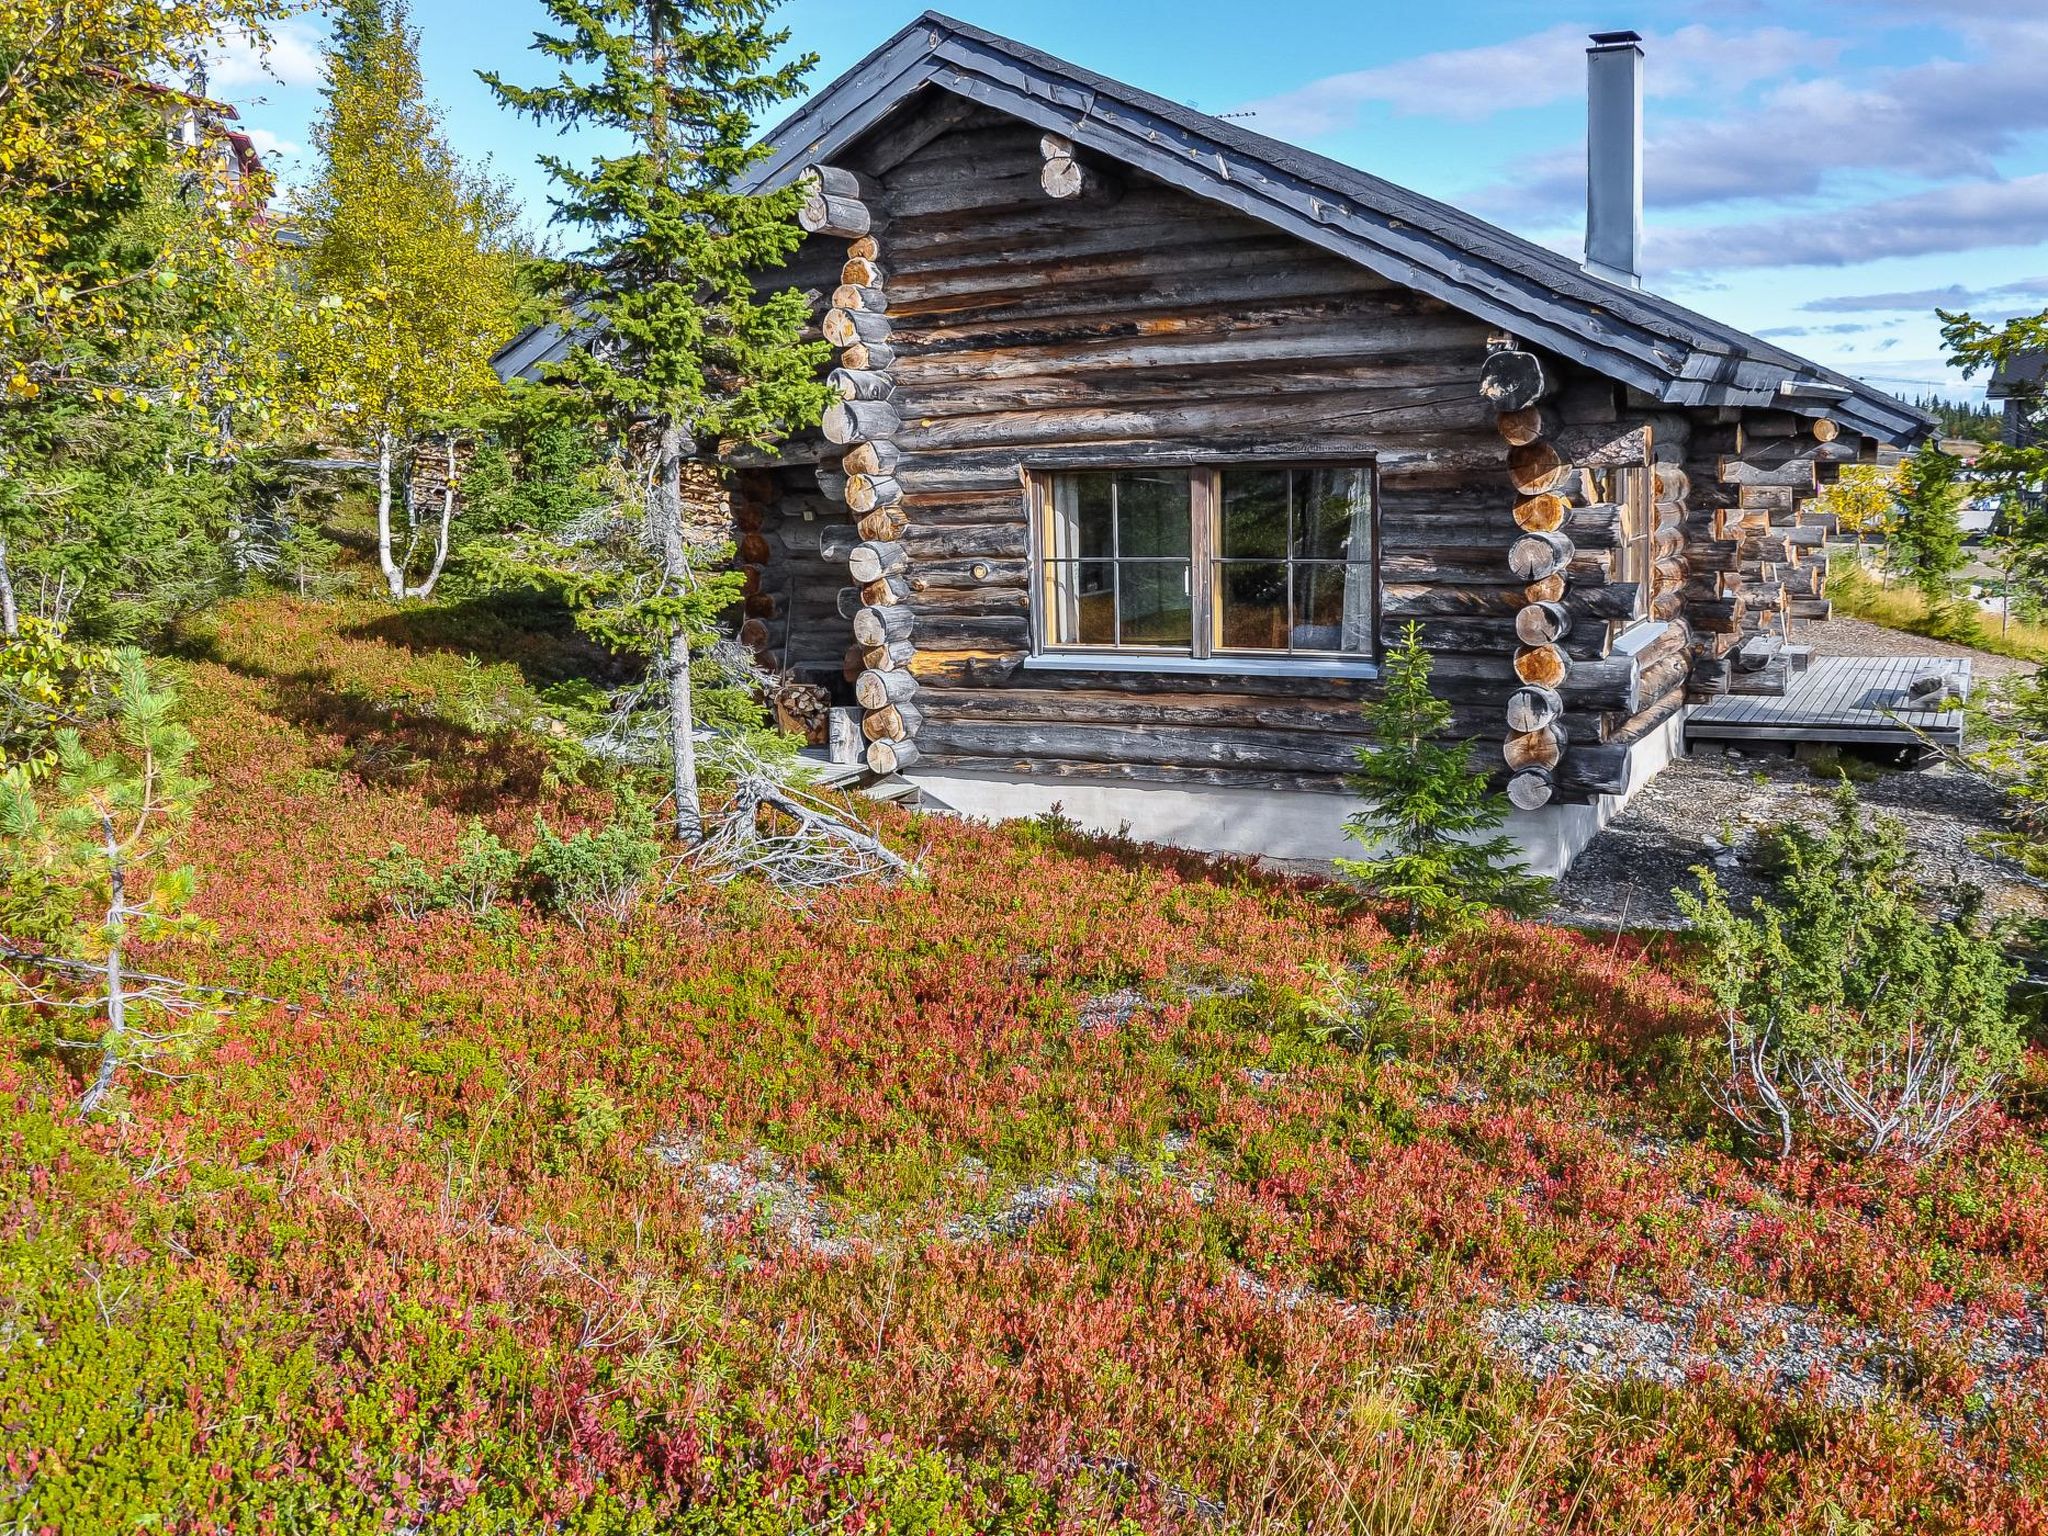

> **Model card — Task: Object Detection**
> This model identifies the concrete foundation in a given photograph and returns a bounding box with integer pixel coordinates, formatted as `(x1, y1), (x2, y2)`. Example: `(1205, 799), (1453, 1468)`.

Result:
(906, 709), (1687, 877)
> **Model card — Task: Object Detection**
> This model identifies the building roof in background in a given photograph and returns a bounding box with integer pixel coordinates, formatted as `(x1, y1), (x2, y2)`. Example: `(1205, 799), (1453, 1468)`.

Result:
(1988, 350), (2047, 399)
(726, 11), (1928, 445)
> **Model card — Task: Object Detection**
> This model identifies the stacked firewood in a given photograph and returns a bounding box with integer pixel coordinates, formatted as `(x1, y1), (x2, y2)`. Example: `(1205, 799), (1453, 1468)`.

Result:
(800, 164), (922, 776)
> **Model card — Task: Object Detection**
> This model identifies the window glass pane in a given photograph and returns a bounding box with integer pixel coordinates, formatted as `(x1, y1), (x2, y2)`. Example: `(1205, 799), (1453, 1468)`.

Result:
(1293, 563), (1374, 654)
(1220, 469), (1289, 559)
(1216, 560), (1289, 651)
(1069, 472), (1115, 560)
(1046, 560), (1117, 645)
(1116, 470), (1192, 558)
(1296, 468), (1370, 562)
(1118, 562), (1191, 647)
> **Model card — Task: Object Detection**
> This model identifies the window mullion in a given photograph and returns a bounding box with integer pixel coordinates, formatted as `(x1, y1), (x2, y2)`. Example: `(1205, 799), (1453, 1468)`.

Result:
(1192, 470), (1214, 659)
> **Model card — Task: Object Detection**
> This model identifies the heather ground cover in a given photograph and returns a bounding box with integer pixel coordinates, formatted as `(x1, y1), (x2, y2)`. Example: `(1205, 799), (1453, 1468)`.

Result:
(8, 587), (2048, 1533)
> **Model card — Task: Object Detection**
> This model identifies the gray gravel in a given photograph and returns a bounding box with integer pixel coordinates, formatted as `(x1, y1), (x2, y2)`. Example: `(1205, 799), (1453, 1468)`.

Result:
(1550, 611), (2045, 930)
(1803, 614), (2039, 682)
(1548, 751), (2042, 930)
(1480, 1286), (2047, 1418)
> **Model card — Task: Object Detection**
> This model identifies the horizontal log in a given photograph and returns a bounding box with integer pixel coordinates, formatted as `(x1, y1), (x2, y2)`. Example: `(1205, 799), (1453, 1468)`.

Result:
(1509, 530), (1575, 580)
(832, 283), (889, 315)
(1513, 493), (1567, 533)
(843, 439), (901, 476)
(840, 340), (896, 372)
(1506, 684), (1564, 733)
(1479, 349), (1549, 412)
(1565, 582), (1640, 621)
(1514, 600), (1572, 646)
(856, 667), (921, 710)
(1507, 767), (1553, 811)
(1504, 723), (1565, 773)
(822, 307), (892, 348)
(847, 540), (909, 583)
(1514, 643), (1569, 690)
(863, 637), (916, 671)
(838, 581), (908, 618)
(819, 525), (861, 561)
(866, 736), (920, 775)
(738, 616), (784, 651)
(845, 474), (903, 514)
(823, 398), (902, 446)
(799, 168), (872, 238)
(841, 255), (884, 288)
(855, 504), (909, 542)
(852, 603), (916, 645)
(804, 164), (869, 200)
(863, 573), (913, 607)
(1552, 423), (1650, 470)
(915, 720), (1361, 776)
(1507, 440), (1566, 496)
(1495, 405), (1556, 447)
(829, 367), (896, 401)
(862, 702), (924, 743)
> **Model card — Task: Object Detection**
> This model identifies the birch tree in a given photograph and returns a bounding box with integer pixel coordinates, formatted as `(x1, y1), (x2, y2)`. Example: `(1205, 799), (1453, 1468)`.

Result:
(287, 0), (521, 600)
(483, 0), (832, 842)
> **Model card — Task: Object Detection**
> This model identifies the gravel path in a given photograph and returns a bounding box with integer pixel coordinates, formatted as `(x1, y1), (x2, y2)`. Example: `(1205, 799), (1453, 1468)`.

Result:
(1550, 620), (2043, 930)
(1802, 614), (2039, 681)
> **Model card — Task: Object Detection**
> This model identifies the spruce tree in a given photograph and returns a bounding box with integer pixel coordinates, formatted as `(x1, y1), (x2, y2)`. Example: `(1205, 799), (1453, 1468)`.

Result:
(1337, 623), (1549, 934)
(1886, 440), (1968, 604)
(482, 0), (833, 843)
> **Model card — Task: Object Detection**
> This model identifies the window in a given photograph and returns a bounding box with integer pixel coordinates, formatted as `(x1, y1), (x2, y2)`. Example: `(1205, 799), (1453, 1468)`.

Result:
(1037, 465), (1376, 659)
(1597, 465), (1655, 627)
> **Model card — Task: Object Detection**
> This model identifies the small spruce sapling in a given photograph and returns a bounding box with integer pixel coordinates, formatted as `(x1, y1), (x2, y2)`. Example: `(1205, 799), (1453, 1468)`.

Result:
(1336, 622), (1549, 934)
(0, 652), (210, 1116)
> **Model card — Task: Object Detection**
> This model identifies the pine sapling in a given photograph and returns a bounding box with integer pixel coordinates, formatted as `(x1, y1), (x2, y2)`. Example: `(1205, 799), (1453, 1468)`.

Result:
(0, 653), (211, 1116)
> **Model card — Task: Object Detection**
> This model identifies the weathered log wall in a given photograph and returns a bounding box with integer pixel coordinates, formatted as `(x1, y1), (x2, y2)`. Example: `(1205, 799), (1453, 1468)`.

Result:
(747, 97), (1779, 798)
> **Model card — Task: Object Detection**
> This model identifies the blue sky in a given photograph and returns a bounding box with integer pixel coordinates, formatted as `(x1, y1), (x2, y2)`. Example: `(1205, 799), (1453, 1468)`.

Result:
(209, 0), (2048, 401)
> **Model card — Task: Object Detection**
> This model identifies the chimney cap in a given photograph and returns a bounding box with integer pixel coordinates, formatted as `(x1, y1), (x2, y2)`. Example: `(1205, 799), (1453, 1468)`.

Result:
(1588, 30), (1643, 48)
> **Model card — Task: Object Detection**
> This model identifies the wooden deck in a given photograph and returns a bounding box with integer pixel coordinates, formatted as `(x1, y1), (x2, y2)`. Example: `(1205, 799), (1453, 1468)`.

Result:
(1686, 655), (1969, 748)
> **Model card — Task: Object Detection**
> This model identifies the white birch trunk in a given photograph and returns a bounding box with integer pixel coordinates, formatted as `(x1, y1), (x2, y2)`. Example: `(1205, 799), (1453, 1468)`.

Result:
(658, 418), (702, 845)
(0, 538), (17, 637)
(376, 429), (404, 600)
(405, 435), (457, 599)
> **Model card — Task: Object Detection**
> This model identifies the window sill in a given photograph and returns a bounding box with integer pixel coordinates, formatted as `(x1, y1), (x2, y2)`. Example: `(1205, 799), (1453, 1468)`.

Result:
(1023, 652), (1380, 680)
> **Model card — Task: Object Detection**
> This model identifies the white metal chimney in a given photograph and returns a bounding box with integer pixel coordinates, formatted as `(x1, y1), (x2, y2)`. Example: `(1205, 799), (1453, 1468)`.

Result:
(1584, 30), (1643, 289)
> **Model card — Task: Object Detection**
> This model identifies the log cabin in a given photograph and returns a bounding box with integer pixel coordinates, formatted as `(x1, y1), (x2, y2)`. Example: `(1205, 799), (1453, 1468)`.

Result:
(500, 16), (1932, 874)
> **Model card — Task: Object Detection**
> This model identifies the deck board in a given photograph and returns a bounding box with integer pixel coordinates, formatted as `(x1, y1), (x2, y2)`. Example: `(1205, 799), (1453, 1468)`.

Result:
(1687, 655), (1968, 747)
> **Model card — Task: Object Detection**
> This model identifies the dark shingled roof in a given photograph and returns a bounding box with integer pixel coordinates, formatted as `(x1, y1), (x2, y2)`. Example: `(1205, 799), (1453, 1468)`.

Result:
(502, 11), (1931, 446)
(1988, 350), (2047, 399)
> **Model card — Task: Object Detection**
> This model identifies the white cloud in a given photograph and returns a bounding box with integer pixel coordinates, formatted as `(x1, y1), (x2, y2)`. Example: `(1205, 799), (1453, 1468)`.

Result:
(205, 21), (325, 93)
(243, 126), (303, 160)
(1480, 10), (2048, 218)
(1801, 279), (2048, 313)
(1650, 173), (2048, 273)
(1230, 23), (1836, 139)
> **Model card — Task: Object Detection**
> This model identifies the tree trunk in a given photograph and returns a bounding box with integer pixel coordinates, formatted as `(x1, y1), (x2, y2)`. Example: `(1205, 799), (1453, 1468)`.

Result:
(77, 814), (126, 1118)
(405, 433), (457, 599)
(0, 538), (17, 637)
(376, 429), (404, 600)
(657, 416), (702, 845)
